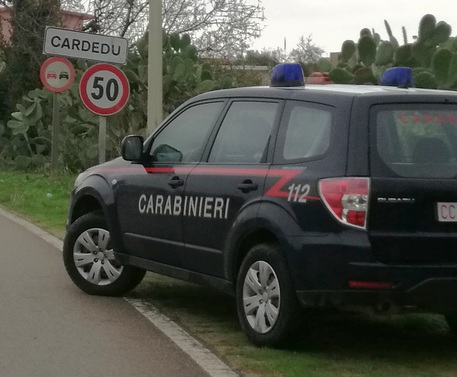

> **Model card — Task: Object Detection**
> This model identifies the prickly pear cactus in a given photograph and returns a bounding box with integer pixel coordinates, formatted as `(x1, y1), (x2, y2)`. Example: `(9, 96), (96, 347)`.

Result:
(445, 54), (457, 88)
(418, 14), (437, 43)
(412, 15), (452, 68)
(433, 48), (453, 87)
(328, 13), (454, 88)
(376, 41), (395, 66)
(358, 35), (377, 66)
(341, 40), (356, 62)
(328, 67), (354, 84)
(384, 20), (399, 49)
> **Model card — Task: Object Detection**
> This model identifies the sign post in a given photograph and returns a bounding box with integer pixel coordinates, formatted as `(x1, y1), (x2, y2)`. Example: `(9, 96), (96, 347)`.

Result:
(79, 63), (130, 163)
(148, 0), (163, 132)
(40, 56), (75, 172)
(98, 116), (107, 164)
(51, 93), (60, 171)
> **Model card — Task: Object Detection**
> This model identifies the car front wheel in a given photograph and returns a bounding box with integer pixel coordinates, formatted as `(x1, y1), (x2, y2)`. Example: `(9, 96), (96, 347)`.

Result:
(236, 243), (302, 347)
(63, 211), (145, 296)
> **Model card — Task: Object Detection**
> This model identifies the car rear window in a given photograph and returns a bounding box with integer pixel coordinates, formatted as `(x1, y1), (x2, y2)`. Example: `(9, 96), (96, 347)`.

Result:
(373, 104), (457, 178)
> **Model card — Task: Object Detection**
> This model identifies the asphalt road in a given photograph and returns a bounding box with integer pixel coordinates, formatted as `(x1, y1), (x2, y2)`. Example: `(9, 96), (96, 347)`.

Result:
(0, 211), (211, 377)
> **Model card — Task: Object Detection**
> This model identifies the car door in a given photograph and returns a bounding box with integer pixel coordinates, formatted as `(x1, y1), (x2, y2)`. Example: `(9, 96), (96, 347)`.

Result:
(266, 100), (344, 234)
(368, 103), (457, 265)
(183, 100), (281, 277)
(115, 100), (225, 267)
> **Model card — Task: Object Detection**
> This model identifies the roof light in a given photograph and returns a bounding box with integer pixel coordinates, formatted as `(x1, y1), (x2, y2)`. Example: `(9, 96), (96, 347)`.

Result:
(380, 67), (414, 88)
(270, 63), (305, 87)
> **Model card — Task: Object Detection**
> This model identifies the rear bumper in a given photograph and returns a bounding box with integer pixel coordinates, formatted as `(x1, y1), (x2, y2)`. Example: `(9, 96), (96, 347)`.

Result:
(288, 232), (457, 313)
(297, 263), (457, 313)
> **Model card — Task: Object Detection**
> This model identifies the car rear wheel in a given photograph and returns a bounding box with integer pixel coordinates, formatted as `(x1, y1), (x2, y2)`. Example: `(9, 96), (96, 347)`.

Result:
(63, 211), (145, 296)
(236, 243), (302, 347)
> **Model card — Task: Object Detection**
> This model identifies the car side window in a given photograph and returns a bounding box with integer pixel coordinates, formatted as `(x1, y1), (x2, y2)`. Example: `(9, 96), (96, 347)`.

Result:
(277, 102), (332, 162)
(208, 101), (278, 163)
(149, 101), (223, 163)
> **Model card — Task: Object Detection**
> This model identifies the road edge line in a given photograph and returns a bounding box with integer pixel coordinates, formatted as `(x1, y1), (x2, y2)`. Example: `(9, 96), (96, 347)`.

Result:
(126, 298), (239, 377)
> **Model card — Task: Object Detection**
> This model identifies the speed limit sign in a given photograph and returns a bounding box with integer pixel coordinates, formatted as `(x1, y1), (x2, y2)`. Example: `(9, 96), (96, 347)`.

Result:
(79, 63), (129, 116)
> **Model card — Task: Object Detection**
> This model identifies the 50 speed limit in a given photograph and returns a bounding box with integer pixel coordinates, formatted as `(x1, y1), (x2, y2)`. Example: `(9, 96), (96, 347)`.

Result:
(91, 76), (120, 101)
(80, 63), (129, 116)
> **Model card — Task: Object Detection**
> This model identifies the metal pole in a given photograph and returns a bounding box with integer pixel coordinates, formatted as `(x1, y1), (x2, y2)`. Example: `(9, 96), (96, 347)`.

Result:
(99, 116), (106, 164)
(148, 0), (163, 133)
(51, 92), (59, 172)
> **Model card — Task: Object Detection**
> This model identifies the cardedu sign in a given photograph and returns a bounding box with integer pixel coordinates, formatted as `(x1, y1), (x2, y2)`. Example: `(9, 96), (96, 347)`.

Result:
(43, 27), (128, 65)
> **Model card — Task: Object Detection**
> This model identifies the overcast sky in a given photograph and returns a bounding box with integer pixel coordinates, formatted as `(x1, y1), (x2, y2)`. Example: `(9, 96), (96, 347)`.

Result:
(250, 0), (457, 55)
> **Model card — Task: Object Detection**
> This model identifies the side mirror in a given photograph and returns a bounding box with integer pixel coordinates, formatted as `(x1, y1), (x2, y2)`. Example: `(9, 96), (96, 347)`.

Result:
(121, 135), (144, 161)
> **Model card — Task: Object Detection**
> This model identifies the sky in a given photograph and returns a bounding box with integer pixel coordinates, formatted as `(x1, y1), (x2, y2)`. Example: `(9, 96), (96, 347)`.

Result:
(250, 0), (457, 56)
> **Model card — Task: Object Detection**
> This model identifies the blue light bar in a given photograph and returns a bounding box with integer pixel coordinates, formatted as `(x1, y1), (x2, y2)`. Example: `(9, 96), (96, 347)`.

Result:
(380, 67), (414, 88)
(270, 63), (305, 87)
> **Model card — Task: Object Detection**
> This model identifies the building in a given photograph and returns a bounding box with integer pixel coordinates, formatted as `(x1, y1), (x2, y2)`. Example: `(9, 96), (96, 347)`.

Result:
(0, 7), (92, 43)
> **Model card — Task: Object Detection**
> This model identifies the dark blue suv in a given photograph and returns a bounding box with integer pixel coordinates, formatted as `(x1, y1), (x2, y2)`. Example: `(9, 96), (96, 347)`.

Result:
(63, 65), (457, 346)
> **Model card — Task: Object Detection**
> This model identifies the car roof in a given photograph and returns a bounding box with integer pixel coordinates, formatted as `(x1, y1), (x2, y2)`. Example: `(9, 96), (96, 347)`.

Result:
(194, 84), (457, 102)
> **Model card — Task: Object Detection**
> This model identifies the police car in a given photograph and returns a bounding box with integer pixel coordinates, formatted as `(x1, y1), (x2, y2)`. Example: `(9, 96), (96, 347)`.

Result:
(63, 64), (457, 347)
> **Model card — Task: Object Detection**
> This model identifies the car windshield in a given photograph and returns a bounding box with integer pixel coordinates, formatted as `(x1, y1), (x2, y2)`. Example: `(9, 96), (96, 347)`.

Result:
(372, 104), (457, 178)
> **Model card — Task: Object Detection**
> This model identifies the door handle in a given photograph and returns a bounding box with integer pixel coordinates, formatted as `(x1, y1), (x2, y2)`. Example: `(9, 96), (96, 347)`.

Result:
(237, 180), (259, 193)
(168, 176), (184, 188)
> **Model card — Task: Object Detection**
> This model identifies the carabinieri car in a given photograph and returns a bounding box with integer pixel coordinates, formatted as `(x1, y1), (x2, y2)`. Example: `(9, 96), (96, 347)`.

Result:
(63, 64), (457, 346)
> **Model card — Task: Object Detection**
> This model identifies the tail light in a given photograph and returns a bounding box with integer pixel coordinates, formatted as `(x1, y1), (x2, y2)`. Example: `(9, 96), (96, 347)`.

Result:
(318, 177), (370, 230)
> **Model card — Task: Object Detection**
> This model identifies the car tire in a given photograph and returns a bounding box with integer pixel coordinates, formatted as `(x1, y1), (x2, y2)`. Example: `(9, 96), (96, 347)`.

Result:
(63, 211), (146, 296)
(236, 243), (303, 347)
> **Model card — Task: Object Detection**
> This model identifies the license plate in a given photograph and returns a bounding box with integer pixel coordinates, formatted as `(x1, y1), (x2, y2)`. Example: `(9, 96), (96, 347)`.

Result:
(437, 202), (457, 222)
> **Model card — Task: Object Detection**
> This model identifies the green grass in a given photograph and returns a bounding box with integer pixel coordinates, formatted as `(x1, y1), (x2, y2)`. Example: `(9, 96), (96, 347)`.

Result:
(135, 274), (457, 377)
(1, 171), (457, 377)
(0, 171), (75, 237)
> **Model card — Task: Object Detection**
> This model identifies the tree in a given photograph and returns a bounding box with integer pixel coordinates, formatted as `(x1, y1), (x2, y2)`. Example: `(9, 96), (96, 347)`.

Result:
(61, 0), (264, 59)
(288, 34), (324, 65)
(77, 0), (149, 39)
(163, 0), (264, 59)
(60, 0), (84, 12)
(0, 0), (60, 117)
(242, 49), (280, 67)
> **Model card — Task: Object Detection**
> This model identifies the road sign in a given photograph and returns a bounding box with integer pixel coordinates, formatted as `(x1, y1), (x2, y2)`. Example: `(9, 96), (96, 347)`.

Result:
(40, 56), (75, 93)
(44, 27), (128, 65)
(79, 63), (130, 116)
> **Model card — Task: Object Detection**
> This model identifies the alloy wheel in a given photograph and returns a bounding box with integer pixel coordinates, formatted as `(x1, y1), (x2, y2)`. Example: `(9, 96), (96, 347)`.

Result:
(242, 260), (281, 334)
(73, 227), (123, 286)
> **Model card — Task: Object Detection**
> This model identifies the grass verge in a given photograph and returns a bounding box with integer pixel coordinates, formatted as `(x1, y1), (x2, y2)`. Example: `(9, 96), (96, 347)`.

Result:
(1, 171), (457, 377)
(0, 171), (75, 238)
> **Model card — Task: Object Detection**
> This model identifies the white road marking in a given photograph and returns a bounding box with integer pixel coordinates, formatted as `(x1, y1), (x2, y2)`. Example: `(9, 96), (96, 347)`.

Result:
(126, 298), (239, 377)
(0, 207), (239, 377)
